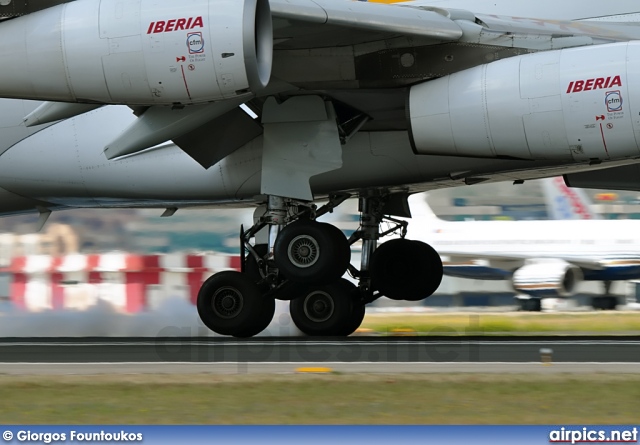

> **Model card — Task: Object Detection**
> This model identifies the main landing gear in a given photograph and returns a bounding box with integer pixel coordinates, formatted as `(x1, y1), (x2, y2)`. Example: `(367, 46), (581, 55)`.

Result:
(591, 281), (619, 310)
(196, 193), (444, 337)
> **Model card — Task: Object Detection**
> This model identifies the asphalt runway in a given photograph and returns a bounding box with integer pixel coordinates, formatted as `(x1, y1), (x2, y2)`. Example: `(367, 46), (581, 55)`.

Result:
(0, 337), (639, 376)
(1, 362), (639, 375)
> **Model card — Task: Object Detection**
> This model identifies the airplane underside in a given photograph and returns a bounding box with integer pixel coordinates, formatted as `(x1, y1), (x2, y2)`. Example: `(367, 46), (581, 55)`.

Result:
(0, 102), (636, 336)
(2, 0), (640, 335)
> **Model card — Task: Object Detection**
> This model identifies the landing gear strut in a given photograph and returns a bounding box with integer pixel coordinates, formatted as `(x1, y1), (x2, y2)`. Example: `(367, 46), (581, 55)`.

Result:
(197, 192), (444, 337)
(591, 281), (618, 310)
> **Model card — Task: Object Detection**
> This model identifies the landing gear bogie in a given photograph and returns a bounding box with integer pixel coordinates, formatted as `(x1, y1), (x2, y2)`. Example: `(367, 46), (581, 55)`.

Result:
(518, 298), (542, 312)
(591, 295), (618, 310)
(196, 192), (445, 337)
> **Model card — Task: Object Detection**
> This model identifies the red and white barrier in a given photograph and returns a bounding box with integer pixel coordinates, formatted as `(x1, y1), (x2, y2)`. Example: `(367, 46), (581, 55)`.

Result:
(4, 252), (241, 312)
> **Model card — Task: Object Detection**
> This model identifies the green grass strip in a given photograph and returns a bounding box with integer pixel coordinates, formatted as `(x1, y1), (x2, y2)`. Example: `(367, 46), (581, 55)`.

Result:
(359, 312), (640, 335)
(1, 374), (639, 424)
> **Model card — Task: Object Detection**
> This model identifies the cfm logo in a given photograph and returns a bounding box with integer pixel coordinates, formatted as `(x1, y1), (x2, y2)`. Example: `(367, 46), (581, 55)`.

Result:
(187, 32), (205, 54)
(147, 16), (204, 34)
(606, 90), (623, 112)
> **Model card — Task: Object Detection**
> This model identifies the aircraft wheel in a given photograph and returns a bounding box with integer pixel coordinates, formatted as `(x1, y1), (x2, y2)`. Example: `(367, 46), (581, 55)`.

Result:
(234, 294), (276, 338)
(271, 280), (302, 300)
(335, 299), (366, 337)
(520, 298), (542, 312)
(274, 219), (350, 284)
(370, 239), (443, 301)
(289, 278), (361, 336)
(197, 271), (265, 336)
(592, 296), (618, 311)
(591, 296), (603, 310)
(606, 296), (619, 310)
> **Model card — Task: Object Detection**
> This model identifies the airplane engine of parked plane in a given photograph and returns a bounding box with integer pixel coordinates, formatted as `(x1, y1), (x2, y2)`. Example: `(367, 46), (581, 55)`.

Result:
(408, 42), (640, 163)
(0, 0), (272, 105)
(512, 260), (583, 298)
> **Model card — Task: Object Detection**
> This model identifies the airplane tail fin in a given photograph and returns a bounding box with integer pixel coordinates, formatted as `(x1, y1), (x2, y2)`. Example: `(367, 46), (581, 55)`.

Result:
(540, 176), (600, 220)
(408, 193), (438, 218)
(404, 192), (448, 239)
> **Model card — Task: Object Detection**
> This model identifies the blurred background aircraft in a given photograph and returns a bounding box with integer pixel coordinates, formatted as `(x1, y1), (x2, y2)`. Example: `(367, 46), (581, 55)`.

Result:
(405, 177), (640, 311)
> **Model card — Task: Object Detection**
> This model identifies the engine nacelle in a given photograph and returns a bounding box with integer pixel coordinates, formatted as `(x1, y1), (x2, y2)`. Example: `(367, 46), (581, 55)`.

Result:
(0, 0), (272, 106)
(512, 260), (582, 298)
(408, 42), (640, 162)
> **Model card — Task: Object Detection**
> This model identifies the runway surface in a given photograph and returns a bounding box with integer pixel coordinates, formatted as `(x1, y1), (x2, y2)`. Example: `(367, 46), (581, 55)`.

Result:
(1, 362), (638, 375)
(0, 336), (638, 365)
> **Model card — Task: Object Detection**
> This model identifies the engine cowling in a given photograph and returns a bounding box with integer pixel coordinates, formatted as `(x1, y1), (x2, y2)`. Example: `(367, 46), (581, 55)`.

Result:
(408, 42), (640, 162)
(0, 0), (272, 105)
(512, 260), (582, 298)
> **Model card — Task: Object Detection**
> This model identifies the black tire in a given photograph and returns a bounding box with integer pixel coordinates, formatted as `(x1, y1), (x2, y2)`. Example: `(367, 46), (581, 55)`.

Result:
(335, 300), (366, 337)
(197, 271), (264, 336)
(370, 239), (443, 301)
(289, 278), (357, 336)
(271, 280), (305, 301)
(591, 296), (603, 310)
(274, 219), (350, 284)
(321, 222), (352, 274)
(234, 295), (276, 338)
(594, 295), (618, 311)
(521, 298), (542, 312)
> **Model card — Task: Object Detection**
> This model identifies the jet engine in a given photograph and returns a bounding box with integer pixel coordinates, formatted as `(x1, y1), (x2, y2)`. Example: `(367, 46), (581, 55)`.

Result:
(0, 0), (272, 105)
(408, 42), (640, 163)
(511, 260), (582, 298)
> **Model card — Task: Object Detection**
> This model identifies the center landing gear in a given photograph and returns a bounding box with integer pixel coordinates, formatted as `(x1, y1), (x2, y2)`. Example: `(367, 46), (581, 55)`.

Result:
(197, 192), (444, 337)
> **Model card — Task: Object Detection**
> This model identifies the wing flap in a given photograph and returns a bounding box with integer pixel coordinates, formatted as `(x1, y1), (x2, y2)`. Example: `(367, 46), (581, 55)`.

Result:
(173, 107), (263, 169)
(271, 0), (463, 49)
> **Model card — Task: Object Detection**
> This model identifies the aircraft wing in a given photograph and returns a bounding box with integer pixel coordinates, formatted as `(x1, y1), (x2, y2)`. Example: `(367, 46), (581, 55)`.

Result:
(5, 0), (640, 167)
(269, 0), (463, 48)
(176, 1), (640, 167)
(270, 0), (640, 51)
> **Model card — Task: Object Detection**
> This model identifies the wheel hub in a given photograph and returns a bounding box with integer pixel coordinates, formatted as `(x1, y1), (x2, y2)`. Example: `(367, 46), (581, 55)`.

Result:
(212, 286), (244, 319)
(288, 235), (320, 268)
(303, 291), (334, 323)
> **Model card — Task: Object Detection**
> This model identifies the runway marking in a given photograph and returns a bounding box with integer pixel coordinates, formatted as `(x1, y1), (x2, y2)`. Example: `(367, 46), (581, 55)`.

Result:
(296, 367), (333, 373)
